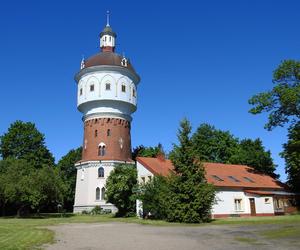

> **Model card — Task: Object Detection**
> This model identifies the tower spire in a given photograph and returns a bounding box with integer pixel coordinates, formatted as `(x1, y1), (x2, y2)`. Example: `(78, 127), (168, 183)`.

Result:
(106, 10), (110, 27)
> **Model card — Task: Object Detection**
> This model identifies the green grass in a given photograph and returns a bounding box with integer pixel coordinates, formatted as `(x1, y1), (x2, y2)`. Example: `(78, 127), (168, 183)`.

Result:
(0, 214), (300, 249)
(211, 214), (300, 225)
(261, 225), (300, 239)
(234, 237), (259, 244)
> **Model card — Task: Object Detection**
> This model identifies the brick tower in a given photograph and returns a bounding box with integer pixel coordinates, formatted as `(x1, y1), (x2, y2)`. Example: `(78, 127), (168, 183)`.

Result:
(73, 12), (140, 212)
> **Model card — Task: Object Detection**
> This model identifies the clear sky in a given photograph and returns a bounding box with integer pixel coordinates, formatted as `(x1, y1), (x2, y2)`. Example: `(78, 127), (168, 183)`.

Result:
(0, 0), (299, 181)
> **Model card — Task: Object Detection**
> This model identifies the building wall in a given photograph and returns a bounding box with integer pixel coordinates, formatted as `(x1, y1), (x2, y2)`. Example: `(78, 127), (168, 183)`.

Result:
(82, 117), (132, 162)
(77, 71), (137, 118)
(212, 189), (274, 218)
(74, 161), (119, 213)
(136, 161), (154, 183)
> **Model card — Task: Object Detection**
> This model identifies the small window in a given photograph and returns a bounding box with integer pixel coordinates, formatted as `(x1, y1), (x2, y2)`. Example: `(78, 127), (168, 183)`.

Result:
(212, 175), (224, 181)
(95, 130), (98, 137)
(101, 187), (105, 200)
(121, 84), (126, 92)
(96, 187), (100, 200)
(243, 177), (255, 183)
(109, 36), (111, 42)
(106, 83), (111, 90)
(80, 88), (83, 96)
(90, 84), (94, 92)
(98, 146), (106, 156)
(234, 199), (243, 211)
(228, 176), (240, 182)
(141, 177), (145, 183)
(148, 176), (152, 181)
(107, 129), (111, 136)
(265, 198), (271, 204)
(133, 88), (136, 97)
(98, 167), (104, 178)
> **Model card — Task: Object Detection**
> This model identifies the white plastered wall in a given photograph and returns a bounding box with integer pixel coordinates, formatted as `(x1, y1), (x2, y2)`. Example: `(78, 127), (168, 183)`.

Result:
(73, 161), (118, 213)
(212, 189), (275, 216)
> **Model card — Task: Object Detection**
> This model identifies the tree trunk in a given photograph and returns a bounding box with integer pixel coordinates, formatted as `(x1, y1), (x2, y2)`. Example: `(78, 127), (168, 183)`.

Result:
(17, 205), (25, 217)
(1, 202), (5, 217)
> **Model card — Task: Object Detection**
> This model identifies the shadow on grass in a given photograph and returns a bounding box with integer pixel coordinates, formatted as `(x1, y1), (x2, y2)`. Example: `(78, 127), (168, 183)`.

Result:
(0, 213), (76, 219)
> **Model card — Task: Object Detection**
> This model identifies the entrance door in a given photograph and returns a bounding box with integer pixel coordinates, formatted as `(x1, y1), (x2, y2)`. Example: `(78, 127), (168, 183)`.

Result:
(249, 198), (256, 216)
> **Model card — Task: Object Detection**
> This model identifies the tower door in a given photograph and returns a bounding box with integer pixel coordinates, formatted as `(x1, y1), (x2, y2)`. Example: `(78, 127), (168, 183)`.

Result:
(249, 198), (256, 216)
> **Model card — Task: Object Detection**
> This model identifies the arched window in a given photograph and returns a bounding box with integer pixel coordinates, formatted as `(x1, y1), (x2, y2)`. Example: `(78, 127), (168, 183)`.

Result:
(98, 167), (104, 178)
(95, 130), (98, 137)
(121, 84), (126, 92)
(107, 129), (111, 136)
(98, 142), (106, 156)
(96, 187), (100, 200)
(101, 187), (105, 200)
(105, 83), (111, 90)
(98, 146), (106, 156)
(90, 84), (94, 92)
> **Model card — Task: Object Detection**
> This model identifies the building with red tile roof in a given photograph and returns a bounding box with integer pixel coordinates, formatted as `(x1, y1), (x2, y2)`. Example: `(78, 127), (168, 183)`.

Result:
(136, 157), (297, 218)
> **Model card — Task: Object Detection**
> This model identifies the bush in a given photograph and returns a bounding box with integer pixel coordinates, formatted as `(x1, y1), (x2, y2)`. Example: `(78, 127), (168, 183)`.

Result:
(81, 210), (90, 215)
(138, 176), (169, 219)
(90, 206), (102, 215)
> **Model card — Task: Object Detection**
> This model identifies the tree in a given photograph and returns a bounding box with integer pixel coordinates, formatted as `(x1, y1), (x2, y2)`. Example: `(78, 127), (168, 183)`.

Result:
(191, 123), (239, 163)
(0, 121), (54, 168)
(57, 147), (82, 211)
(248, 60), (300, 130)
(230, 139), (277, 177)
(105, 164), (137, 217)
(191, 123), (276, 176)
(249, 60), (300, 188)
(0, 159), (64, 216)
(137, 175), (169, 219)
(167, 119), (215, 223)
(132, 143), (165, 160)
(281, 122), (300, 192)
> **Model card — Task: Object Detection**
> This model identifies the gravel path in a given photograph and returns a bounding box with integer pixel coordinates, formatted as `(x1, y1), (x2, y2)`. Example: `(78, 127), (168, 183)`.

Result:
(44, 222), (300, 250)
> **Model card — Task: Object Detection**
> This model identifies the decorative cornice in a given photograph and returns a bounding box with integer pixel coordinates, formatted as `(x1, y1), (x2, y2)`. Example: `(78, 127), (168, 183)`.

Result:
(75, 65), (140, 84)
(82, 111), (132, 122)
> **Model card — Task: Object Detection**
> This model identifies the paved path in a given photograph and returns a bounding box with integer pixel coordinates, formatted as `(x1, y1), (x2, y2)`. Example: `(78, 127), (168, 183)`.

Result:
(44, 222), (300, 250)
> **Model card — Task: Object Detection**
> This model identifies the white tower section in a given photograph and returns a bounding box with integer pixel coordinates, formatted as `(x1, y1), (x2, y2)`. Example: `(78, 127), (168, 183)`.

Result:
(76, 67), (139, 121)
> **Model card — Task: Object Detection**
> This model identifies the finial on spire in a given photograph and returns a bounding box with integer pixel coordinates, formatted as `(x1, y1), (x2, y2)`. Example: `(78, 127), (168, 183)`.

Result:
(80, 55), (85, 70)
(106, 10), (110, 27)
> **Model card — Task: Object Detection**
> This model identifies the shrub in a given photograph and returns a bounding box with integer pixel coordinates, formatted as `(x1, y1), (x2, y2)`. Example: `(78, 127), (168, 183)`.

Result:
(90, 206), (102, 215)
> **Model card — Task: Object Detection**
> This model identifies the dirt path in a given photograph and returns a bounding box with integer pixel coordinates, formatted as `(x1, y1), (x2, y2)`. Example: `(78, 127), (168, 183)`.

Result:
(44, 222), (300, 250)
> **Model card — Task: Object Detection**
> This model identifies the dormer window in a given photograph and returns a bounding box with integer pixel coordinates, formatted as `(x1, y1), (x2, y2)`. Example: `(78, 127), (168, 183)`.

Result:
(90, 84), (94, 92)
(121, 58), (127, 67)
(106, 83), (111, 90)
(121, 84), (126, 92)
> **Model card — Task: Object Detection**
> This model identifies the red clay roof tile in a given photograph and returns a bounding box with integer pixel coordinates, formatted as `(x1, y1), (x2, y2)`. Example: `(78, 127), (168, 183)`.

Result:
(136, 157), (285, 190)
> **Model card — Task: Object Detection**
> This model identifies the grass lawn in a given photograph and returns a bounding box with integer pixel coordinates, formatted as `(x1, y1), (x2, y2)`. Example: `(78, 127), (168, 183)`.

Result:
(0, 214), (299, 249)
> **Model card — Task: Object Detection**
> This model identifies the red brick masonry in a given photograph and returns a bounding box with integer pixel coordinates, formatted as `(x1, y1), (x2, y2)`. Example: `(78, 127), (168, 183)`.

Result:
(82, 117), (132, 162)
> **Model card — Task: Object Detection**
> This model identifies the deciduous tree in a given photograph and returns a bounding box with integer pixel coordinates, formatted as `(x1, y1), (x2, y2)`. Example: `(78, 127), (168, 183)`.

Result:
(0, 121), (54, 168)
(57, 147), (82, 211)
(248, 60), (300, 130)
(281, 122), (300, 192)
(105, 164), (137, 217)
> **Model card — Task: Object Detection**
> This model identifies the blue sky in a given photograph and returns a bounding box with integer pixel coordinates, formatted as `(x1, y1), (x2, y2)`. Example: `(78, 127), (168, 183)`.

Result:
(0, 0), (299, 181)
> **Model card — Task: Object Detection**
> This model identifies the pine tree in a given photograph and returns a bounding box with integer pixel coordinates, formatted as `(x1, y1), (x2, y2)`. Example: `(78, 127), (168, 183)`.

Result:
(167, 119), (215, 223)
